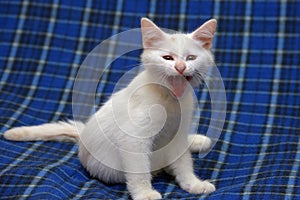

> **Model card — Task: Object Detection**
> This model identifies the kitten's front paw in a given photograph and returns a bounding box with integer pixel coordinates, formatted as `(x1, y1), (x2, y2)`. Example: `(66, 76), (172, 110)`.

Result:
(188, 135), (212, 153)
(133, 189), (162, 200)
(180, 179), (215, 194)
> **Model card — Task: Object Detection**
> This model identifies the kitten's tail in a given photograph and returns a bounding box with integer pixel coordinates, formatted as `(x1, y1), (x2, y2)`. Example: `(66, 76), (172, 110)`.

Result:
(4, 120), (85, 143)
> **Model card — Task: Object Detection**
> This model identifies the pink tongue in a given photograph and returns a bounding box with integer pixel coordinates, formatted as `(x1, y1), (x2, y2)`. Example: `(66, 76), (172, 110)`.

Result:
(168, 76), (188, 98)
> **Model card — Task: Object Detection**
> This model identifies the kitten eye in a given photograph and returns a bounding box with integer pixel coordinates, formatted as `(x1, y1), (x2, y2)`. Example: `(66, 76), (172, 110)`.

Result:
(162, 55), (174, 61)
(186, 55), (197, 61)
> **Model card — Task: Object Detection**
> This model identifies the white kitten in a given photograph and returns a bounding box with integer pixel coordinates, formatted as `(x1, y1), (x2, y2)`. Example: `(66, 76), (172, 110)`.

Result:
(4, 18), (217, 200)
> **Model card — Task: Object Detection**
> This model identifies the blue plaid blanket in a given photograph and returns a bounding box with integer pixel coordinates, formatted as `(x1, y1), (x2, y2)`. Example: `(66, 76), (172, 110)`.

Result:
(1, 0), (299, 199)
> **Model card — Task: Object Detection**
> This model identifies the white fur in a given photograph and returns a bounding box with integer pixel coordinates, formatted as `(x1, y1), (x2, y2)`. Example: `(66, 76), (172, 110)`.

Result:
(4, 18), (217, 200)
(4, 120), (84, 142)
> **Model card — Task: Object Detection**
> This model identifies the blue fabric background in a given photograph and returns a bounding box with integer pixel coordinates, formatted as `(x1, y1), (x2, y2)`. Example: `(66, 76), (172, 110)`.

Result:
(0, 0), (299, 199)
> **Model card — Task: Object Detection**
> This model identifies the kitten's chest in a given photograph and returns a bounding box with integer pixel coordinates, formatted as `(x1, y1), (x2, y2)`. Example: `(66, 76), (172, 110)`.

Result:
(126, 82), (193, 138)
(152, 90), (193, 129)
(151, 95), (193, 150)
(162, 98), (190, 134)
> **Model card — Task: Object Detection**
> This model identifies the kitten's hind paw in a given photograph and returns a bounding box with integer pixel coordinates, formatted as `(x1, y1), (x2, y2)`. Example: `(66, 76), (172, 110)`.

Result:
(188, 134), (212, 153)
(133, 189), (162, 200)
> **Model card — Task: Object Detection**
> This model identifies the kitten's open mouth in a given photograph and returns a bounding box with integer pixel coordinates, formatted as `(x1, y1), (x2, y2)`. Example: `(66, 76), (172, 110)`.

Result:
(167, 75), (193, 98)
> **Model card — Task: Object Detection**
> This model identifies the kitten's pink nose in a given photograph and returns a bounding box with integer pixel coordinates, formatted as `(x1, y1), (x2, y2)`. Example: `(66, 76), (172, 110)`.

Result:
(175, 64), (186, 74)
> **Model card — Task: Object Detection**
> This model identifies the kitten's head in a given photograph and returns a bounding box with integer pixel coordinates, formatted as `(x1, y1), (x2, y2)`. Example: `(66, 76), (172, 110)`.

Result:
(141, 18), (217, 98)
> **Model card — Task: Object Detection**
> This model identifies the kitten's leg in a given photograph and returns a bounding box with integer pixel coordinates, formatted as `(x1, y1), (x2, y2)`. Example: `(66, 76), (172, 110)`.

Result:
(165, 151), (215, 194)
(125, 173), (161, 200)
(188, 134), (212, 153)
(120, 139), (162, 200)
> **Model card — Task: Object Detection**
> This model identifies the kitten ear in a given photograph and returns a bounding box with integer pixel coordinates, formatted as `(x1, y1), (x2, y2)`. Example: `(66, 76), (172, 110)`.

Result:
(141, 18), (166, 48)
(190, 19), (217, 49)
